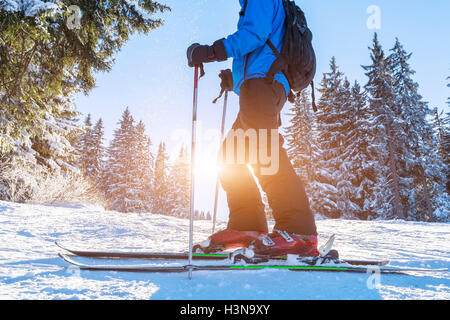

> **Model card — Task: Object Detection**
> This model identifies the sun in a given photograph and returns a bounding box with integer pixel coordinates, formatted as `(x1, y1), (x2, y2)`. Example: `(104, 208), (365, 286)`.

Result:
(194, 153), (220, 177)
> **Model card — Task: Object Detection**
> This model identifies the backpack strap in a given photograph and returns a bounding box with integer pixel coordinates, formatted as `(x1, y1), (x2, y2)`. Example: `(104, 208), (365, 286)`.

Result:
(266, 40), (282, 60)
(266, 39), (287, 81)
(240, 0), (248, 16)
(266, 39), (294, 100)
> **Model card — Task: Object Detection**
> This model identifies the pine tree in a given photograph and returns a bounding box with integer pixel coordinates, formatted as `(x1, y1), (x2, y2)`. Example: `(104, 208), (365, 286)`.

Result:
(78, 114), (93, 173)
(102, 109), (157, 213)
(442, 111), (450, 195)
(76, 115), (105, 183)
(0, 0), (170, 169)
(431, 109), (450, 220)
(362, 33), (404, 219)
(152, 142), (173, 215)
(387, 39), (447, 221)
(168, 145), (190, 218)
(387, 38), (424, 220)
(433, 109), (447, 163)
(131, 120), (154, 212)
(312, 57), (345, 218)
(103, 108), (140, 212)
(331, 79), (360, 219)
(445, 74), (450, 194)
(285, 89), (329, 218)
(103, 110), (155, 213)
(335, 80), (382, 220)
(90, 118), (106, 183)
(285, 90), (318, 183)
(311, 68), (378, 219)
(28, 100), (82, 172)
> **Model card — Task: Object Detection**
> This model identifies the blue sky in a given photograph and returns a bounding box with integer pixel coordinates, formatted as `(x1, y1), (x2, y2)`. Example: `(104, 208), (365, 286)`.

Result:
(75, 0), (450, 219)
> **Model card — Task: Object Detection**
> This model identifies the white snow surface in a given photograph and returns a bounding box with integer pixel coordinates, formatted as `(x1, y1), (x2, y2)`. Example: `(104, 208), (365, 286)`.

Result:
(0, 200), (449, 300)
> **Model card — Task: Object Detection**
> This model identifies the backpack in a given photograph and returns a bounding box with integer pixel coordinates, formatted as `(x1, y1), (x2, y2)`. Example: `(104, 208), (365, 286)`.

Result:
(242, 0), (317, 111)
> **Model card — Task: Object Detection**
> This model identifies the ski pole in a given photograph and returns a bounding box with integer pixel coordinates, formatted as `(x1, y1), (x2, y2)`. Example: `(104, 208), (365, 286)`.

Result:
(188, 65), (200, 280)
(212, 90), (228, 234)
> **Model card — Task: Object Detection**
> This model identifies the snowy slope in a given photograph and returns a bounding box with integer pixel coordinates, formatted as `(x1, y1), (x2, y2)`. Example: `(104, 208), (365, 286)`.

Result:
(0, 200), (448, 300)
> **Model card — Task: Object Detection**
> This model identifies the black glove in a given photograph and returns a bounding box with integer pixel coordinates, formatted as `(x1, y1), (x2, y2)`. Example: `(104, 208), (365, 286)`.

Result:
(219, 69), (233, 92)
(186, 39), (228, 67)
(213, 69), (233, 103)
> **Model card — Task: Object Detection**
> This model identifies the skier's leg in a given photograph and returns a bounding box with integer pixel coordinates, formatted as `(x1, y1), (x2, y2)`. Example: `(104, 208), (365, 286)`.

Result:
(218, 137), (268, 233)
(196, 159), (266, 252)
(253, 135), (317, 235)
(216, 80), (277, 233)
(236, 78), (317, 236)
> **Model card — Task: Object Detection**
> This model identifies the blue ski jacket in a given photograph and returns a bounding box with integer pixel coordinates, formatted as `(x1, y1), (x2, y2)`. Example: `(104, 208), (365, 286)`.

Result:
(222, 0), (289, 96)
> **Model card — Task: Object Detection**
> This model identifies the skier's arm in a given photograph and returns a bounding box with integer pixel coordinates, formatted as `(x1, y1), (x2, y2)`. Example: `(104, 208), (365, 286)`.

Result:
(222, 0), (274, 58)
(186, 0), (273, 67)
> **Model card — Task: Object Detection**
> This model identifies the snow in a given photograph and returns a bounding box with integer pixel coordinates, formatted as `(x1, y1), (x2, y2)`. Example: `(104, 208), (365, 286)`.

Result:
(0, 200), (449, 300)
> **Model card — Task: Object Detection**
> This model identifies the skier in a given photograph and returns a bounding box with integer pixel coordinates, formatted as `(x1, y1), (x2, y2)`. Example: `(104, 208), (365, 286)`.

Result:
(186, 0), (318, 257)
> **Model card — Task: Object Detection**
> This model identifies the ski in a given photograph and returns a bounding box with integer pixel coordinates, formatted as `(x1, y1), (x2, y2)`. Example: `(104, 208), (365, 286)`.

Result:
(55, 241), (229, 260)
(58, 253), (446, 275)
(55, 234), (335, 260)
(56, 241), (389, 266)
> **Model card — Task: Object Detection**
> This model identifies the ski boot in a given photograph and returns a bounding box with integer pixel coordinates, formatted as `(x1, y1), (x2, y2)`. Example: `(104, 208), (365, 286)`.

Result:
(193, 229), (265, 254)
(231, 230), (324, 264)
(252, 230), (319, 256)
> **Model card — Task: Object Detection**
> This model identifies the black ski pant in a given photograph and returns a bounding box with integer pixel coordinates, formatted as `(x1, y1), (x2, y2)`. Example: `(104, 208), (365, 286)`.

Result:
(218, 78), (317, 235)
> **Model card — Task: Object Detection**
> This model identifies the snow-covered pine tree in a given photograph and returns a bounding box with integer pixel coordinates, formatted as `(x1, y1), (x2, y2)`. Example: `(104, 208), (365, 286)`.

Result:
(131, 120), (154, 212)
(432, 109), (448, 166)
(362, 33), (405, 220)
(152, 142), (173, 215)
(89, 118), (106, 183)
(331, 80), (382, 220)
(419, 114), (449, 222)
(71, 115), (104, 187)
(444, 74), (450, 194)
(440, 110), (450, 220)
(168, 145), (190, 218)
(441, 111), (450, 195)
(430, 109), (450, 221)
(331, 78), (360, 219)
(345, 81), (383, 220)
(77, 114), (94, 174)
(41, 103), (81, 169)
(103, 108), (140, 212)
(310, 57), (345, 218)
(0, 0), (169, 170)
(285, 89), (317, 183)
(311, 74), (378, 220)
(284, 88), (329, 218)
(387, 39), (448, 221)
(75, 115), (105, 183)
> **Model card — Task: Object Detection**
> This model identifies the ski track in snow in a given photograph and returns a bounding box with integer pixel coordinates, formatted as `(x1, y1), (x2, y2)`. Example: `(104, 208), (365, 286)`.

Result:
(0, 200), (449, 300)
